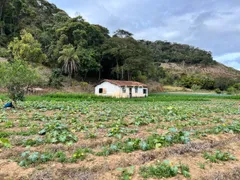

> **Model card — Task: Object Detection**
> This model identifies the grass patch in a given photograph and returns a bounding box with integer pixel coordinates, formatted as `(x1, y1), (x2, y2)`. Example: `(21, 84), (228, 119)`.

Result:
(25, 93), (211, 102)
(1, 92), (239, 102)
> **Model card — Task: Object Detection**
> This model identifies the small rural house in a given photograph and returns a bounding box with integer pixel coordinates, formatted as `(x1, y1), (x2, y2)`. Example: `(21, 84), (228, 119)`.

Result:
(95, 79), (148, 98)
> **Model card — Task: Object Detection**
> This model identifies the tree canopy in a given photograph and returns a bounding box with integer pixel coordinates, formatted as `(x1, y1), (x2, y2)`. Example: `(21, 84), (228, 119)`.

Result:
(0, 0), (218, 83)
(8, 30), (46, 63)
(0, 60), (40, 101)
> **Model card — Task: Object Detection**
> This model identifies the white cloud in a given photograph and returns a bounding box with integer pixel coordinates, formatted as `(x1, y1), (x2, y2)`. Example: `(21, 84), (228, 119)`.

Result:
(214, 52), (240, 62)
(227, 61), (240, 70)
(214, 52), (240, 70)
(203, 8), (240, 33)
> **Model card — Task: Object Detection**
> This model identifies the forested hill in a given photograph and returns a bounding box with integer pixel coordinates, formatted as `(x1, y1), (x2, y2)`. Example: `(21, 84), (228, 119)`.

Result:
(0, 0), (69, 45)
(140, 40), (216, 65)
(0, 0), (239, 88)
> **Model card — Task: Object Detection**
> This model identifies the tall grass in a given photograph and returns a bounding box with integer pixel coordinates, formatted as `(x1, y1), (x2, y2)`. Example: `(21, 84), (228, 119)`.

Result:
(26, 93), (211, 102)
(1, 92), (239, 102)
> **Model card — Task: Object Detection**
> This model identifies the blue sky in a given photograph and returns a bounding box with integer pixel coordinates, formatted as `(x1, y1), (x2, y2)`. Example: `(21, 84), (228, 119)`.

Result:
(49, 0), (240, 70)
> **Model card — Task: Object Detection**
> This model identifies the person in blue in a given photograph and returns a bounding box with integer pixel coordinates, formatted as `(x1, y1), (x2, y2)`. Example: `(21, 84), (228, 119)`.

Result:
(3, 102), (15, 109)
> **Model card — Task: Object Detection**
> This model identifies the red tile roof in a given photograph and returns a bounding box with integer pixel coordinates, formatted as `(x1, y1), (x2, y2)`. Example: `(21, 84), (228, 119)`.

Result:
(99, 79), (147, 87)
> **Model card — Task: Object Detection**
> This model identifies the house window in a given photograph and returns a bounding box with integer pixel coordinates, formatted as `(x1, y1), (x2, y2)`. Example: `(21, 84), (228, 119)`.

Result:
(122, 87), (126, 93)
(143, 89), (147, 94)
(99, 88), (106, 94)
(135, 87), (138, 93)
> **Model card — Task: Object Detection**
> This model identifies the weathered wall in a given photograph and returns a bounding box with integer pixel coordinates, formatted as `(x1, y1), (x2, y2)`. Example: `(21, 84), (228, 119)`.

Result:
(95, 82), (122, 97)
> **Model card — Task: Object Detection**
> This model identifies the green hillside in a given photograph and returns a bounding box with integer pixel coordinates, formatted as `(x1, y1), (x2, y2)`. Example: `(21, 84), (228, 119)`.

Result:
(0, 0), (239, 91)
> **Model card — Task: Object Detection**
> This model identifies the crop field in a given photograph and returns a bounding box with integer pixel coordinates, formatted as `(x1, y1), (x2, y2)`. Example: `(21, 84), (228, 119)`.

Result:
(0, 94), (240, 180)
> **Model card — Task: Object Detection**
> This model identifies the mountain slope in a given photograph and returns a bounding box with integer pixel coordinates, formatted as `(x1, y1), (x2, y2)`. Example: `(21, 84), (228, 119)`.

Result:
(161, 62), (240, 79)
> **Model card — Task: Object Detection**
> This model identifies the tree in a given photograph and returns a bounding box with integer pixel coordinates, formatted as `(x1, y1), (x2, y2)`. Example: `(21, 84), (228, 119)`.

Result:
(58, 44), (80, 79)
(0, 0), (7, 35)
(8, 30), (47, 63)
(113, 29), (133, 38)
(76, 47), (100, 80)
(0, 60), (40, 102)
(101, 37), (155, 80)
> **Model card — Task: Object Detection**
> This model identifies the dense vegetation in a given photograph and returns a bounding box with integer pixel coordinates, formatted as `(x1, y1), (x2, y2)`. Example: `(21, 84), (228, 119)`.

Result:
(0, 0), (220, 84)
(140, 40), (216, 65)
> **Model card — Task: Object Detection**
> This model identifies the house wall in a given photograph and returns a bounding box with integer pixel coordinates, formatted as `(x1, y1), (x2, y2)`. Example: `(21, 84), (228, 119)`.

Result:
(129, 87), (148, 97)
(95, 82), (148, 98)
(95, 82), (122, 97)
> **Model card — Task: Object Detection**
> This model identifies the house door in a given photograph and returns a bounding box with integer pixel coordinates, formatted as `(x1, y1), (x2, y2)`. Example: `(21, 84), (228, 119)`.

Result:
(129, 87), (132, 98)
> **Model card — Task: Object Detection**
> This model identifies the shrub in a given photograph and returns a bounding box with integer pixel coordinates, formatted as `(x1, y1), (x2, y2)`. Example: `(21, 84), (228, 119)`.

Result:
(214, 77), (237, 90)
(227, 86), (238, 95)
(48, 68), (63, 88)
(233, 83), (240, 90)
(215, 88), (222, 94)
(0, 60), (40, 102)
(79, 82), (93, 93)
(0, 47), (9, 57)
(180, 75), (214, 90)
(191, 84), (201, 91)
(79, 82), (89, 91)
(135, 75), (147, 83)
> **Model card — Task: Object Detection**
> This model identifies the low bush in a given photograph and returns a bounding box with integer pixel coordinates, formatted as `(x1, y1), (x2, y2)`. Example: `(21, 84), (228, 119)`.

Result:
(227, 86), (239, 95)
(215, 88), (222, 94)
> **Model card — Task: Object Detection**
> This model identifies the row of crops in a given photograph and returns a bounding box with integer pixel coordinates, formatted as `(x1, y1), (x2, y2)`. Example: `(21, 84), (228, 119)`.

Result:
(0, 96), (240, 179)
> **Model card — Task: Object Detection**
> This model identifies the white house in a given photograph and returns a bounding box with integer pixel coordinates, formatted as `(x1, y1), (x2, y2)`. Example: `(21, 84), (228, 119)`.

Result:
(95, 79), (148, 98)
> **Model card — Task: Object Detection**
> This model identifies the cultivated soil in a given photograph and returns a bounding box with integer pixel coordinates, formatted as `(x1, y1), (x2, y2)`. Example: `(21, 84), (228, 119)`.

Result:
(0, 99), (240, 180)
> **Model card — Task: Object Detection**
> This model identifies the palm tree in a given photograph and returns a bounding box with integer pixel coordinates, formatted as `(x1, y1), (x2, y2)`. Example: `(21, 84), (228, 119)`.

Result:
(58, 45), (80, 82)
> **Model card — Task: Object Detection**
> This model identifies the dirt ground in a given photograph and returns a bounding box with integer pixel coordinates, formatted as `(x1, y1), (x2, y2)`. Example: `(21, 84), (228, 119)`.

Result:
(0, 100), (240, 180)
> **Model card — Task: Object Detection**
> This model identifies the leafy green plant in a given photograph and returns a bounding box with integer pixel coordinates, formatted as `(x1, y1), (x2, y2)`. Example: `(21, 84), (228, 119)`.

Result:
(18, 151), (53, 167)
(198, 163), (206, 169)
(22, 138), (43, 147)
(0, 138), (12, 148)
(39, 121), (78, 144)
(107, 127), (138, 139)
(4, 121), (14, 128)
(203, 151), (237, 163)
(140, 160), (190, 178)
(54, 151), (67, 162)
(97, 129), (191, 155)
(117, 166), (135, 180)
(179, 163), (191, 177)
(72, 148), (92, 161)
(85, 131), (97, 139)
